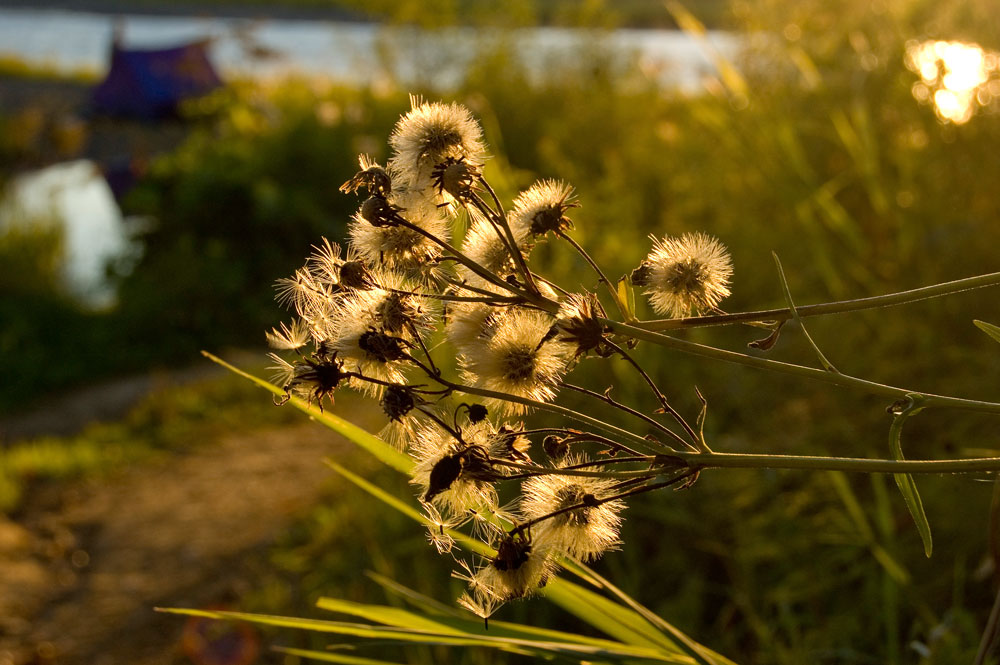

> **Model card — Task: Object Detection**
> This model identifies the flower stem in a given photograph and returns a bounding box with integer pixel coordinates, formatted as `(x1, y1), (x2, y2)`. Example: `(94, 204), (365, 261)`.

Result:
(635, 271), (1000, 331)
(557, 230), (629, 320)
(664, 451), (1000, 474)
(604, 319), (1000, 415)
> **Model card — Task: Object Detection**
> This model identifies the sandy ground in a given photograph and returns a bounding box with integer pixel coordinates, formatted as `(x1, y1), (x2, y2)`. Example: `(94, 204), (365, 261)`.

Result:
(0, 379), (390, 665)
(0, 422), (341, 665)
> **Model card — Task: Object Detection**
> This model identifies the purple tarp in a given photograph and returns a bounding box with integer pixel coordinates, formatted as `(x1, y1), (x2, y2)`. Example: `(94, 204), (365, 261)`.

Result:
(91, 41), (222, 119)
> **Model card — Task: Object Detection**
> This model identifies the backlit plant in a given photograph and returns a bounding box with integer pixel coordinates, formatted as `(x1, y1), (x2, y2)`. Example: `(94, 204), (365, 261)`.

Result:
(262, 95), (1000, 632)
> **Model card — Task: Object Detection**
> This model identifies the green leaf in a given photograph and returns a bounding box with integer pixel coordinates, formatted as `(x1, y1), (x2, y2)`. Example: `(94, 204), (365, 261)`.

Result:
(202, 351), (412, 473)
(157, 608), (683, 662)
(975, 320), (1000, 344)
(273, 646), (404, 665)
(888, 395), (932, 557)
(317, 594), (679, 655)
(555, 560), (736, 665)
(617, 276), (637, 321)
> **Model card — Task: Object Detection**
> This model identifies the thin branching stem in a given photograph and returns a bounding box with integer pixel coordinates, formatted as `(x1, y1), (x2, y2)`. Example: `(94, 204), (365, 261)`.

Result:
(404, 358), (667, 454)
(605, 319), (1000, 415)
(664, 451), (1000, 474)
(635, 271), (1000, 331)
(491, 459), (659, 480)
(560, 382), (692, 450)
(602, 338), (701, 450)
(507, 470), (697, 537)
(556, 229), (628, 320)
(471, 185), (540, 295)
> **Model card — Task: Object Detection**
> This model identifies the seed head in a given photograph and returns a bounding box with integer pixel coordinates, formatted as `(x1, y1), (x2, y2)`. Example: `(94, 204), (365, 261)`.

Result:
(641, 232), (733, 318)
(389, 95), (486, 190)
(555, 292), (609, 357)
(510, 180), (577, 236)
(461, 308), (573, 416)
(340, 154), (392, 198)
(521, 466), (625, 561)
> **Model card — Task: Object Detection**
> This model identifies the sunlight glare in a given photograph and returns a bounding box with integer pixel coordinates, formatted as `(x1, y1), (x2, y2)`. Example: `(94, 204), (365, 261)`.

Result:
(905, 39), (999, 124)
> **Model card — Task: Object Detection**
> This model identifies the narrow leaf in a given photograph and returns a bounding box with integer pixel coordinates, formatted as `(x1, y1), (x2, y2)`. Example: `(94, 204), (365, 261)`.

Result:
(318, 593), (674, 654)
(273, 646), (404, 665)
(975, 320), (1000, 345)
(558, 560), (736, 665)
(202, 351), (412, 473)
(773, 254), (838, 372)
(888, 396), (932, 557)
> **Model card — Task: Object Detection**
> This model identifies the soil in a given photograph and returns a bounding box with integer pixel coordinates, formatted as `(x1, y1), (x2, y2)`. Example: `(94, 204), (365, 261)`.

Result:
(0, 381), (384, 665)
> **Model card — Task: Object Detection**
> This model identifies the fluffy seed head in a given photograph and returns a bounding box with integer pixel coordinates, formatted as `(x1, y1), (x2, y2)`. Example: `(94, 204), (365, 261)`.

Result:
(389, 96), (486, 190)
(521, 466), (625, 562)
(461, 308), (572, 416)
(510, 180), (577, 236)
(641, 232), (733, 318)
(410, 421), (501, 517)
(458, 207), (533, 290)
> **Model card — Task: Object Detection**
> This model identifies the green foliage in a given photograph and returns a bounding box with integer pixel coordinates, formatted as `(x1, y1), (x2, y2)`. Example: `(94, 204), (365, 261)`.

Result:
(5, 0), (1000, 661)
(0, 368), (296, 513)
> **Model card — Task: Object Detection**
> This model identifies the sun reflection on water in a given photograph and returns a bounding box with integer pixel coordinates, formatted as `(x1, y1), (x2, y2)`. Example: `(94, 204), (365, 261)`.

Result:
(905, 39), (999, 124)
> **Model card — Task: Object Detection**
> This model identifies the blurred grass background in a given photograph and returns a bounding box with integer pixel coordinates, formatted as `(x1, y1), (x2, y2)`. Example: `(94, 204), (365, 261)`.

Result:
(3, 0), (1000, 662)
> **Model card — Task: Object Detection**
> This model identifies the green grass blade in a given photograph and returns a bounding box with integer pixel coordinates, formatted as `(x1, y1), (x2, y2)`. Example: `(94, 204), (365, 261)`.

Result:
(975, 320), (1000, 344)
(160, 608), (682, 662)
(273, 646), (404, 665)
(555, 560), (735, 665)
(827, 471), (911, 584)
(888, 396), (932, 557)
(202, 351), (412, 473)
(317, 594), (682, 655)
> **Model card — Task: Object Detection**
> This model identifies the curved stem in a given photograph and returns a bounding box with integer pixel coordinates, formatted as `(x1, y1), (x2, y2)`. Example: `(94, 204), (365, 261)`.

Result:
(557, 230), (628, 320)
(394, 216), (553, 310)
(605, 319), (1000, 415)
(635, 271), (1000, 331)
(492, 459), (658, 480)
(665, 451), (1000, 474)
(560, 382), (692, 450)
(471, 185), (540, 295)
(603, 338), (701, 450)
(508, 470), (696, 537)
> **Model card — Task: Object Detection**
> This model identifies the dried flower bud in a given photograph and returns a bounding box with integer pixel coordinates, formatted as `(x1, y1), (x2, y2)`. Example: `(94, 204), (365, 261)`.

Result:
(360, 196), (405, 228)
(630, 262), (652, 287)
(556, 293), (608, 358)
(432, 157), (481, 201)
(338, 260), (372, 290)
(358, 330), (408, 362)
(341, 160), (392, 198)
(542, 435), (569, 460)
(492, 534), (533, 572)
(381, 385), (416, 422)
(466, 403), (488, 423)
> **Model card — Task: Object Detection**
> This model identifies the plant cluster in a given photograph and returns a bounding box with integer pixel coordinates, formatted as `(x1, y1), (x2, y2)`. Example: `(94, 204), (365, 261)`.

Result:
(266, 95), (1000, 628)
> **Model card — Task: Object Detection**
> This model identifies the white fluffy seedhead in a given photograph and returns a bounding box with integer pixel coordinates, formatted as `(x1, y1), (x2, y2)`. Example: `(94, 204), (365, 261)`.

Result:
(640, 232), (733, 318)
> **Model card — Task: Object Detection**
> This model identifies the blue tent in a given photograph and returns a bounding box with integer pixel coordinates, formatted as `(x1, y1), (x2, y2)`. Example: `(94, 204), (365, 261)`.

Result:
(92, 39), (222, 119)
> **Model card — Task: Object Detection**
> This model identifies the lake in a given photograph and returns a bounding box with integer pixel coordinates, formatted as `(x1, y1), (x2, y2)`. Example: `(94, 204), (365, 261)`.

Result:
(0, 7), (737, 89)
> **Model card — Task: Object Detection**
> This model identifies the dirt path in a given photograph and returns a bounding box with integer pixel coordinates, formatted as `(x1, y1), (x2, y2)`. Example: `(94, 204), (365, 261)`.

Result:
(0, 419), (366, 665)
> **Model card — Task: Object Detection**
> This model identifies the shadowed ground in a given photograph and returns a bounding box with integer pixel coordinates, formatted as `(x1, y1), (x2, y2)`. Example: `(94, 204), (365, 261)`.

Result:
(0, 418), (360, 665)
